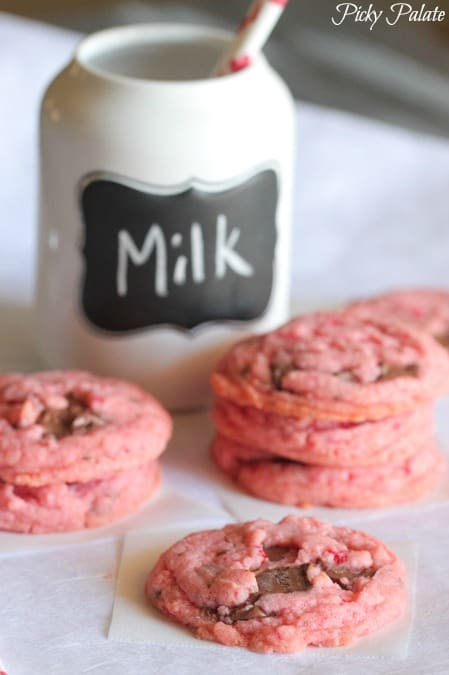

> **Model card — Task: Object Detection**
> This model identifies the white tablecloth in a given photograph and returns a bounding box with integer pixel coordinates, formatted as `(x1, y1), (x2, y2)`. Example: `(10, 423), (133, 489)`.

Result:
(1, 12), (449, 675)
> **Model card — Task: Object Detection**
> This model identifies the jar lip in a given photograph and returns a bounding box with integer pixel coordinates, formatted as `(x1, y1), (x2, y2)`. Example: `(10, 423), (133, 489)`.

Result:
(75, 23), (266, 88)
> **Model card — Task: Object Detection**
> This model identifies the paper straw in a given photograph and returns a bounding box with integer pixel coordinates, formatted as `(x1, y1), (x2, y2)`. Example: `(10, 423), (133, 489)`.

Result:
(212, 0), (289, 76)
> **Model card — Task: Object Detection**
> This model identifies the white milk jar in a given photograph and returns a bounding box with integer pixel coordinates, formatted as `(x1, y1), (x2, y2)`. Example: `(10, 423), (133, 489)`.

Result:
(36, 24), (295, 409)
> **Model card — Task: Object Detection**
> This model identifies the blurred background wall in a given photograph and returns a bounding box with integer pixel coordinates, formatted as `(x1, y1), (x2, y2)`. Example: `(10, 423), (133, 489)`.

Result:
(2, 0), (449, 137)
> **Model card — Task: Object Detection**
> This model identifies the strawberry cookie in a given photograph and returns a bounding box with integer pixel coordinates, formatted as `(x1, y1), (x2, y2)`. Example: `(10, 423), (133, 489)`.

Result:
(211, 312), (449, 422)
(0, 371), (171, 485)
(0, 370), (171, 533)
(211, 435), (445, 508)
(146, 516), (407, 653)
(0, 460), (160, 533)
(213, 399), (434, 467)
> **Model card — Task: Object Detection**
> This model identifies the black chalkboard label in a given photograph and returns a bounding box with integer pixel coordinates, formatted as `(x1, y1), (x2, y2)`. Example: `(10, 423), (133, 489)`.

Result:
(79, 169), (278, 332)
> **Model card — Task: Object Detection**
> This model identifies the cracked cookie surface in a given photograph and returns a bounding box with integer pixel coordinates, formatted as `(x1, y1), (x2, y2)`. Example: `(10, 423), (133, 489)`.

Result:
(0, 371), (172, 486)
(211, 312), (449, 421)
(146, 516), (407, 653)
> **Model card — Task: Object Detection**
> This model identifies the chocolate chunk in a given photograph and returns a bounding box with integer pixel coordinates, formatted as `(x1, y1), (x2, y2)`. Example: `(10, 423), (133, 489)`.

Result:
(38, 395), (105, 439)
(376, 363), (419, 382)
(211, 563), (376, 626)
(264, 546), (297, 562)
(256, 564), (311, 594)
(435, 333), (449, 349)
(215, 564), (312, 625)
(38, 408), (79, 439)
(325, 565), (375, 589)
(224, 603), (267, 623)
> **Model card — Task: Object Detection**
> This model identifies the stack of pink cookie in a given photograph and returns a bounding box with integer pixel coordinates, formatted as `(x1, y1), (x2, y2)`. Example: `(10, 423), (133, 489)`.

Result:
(0, 371), (172, 533)
(211, 311), (448, 508)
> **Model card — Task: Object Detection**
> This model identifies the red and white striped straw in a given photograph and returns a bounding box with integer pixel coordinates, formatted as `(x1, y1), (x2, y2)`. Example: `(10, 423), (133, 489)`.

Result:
(212, 0), (289, 76)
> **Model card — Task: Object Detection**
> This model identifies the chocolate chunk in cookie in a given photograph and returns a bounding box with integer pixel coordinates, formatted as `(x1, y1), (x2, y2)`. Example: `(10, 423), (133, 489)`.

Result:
(264, 545), (297, 562)
(324, 564), (375, 589)
(256, 564), (311, 594)
(146, 515), (408, 653)
(376, 364), (419, 382)
(38, 395), (105, 439)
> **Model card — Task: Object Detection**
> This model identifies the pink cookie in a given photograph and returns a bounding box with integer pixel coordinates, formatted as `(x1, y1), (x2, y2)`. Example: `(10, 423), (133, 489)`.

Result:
(146, 516), (407, 653)
(0, 460), (160, 533)
(211, 312), (449, 422)
(348, 288), (449, 347)
(211, 435), (445, 508)
(0, 371), (172, 486)
(213, 398), (434, 467)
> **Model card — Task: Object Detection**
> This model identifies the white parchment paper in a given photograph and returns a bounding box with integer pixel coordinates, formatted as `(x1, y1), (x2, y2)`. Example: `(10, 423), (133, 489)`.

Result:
(109, 527), (416, 660)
